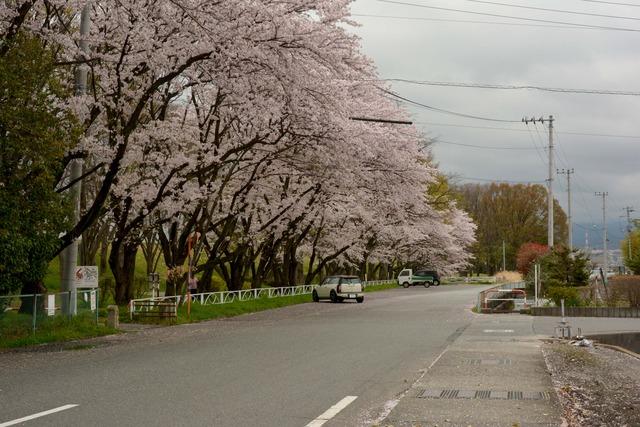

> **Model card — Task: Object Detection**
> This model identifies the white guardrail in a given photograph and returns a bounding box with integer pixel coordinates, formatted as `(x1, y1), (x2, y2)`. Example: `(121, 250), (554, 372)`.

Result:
(129, 280), (395, 319)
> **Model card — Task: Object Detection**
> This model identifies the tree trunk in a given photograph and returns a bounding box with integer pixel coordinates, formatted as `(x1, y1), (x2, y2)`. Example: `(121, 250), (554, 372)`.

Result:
(109, 241), (138, 305)
(199, 263), (218, 292)
(18, 280), (46, 314)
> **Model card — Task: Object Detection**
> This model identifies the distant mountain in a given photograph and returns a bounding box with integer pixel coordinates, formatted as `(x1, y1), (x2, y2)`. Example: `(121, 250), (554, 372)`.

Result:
(572, 221), (628, 250)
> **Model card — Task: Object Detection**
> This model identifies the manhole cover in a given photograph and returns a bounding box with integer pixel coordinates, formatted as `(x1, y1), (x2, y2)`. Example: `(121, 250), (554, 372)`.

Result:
(465, 359), (512, 366)
(417, 389), (550, 400)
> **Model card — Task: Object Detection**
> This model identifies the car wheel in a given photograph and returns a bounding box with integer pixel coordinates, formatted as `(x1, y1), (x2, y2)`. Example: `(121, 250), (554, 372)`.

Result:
(330, 290), (338, 303)
(423, 281), (432, 288)
(403, 282), (410, 288)
(433, 280), (440, 286)
(312, 290), (319, 302)
(356, 296), (364, 303)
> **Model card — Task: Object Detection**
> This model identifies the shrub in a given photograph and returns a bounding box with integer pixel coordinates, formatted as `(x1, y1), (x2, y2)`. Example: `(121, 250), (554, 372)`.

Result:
(547, 286), (581, 307)
(516, 243), (549, 275)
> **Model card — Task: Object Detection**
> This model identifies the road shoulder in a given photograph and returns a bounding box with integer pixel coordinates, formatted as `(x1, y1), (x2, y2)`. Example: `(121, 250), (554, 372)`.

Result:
(379, 314), (563, 427)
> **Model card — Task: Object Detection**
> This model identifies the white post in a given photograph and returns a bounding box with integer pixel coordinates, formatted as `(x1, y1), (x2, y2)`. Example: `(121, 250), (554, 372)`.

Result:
(534, 264), (539, 307)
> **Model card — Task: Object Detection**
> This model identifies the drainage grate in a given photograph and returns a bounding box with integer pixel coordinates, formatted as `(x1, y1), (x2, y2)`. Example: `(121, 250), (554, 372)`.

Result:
(465, 359), (512, 366)
(418, 389), (550, 401)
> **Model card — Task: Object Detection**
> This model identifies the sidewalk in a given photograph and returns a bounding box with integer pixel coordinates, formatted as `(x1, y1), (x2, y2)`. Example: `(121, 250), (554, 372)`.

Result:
(380, 314), (563, 427)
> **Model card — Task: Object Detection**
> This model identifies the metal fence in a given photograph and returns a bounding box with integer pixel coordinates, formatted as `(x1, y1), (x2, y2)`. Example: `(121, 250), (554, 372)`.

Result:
(476, 282), (527, 313)
(129, 280), (395, 319)
(0, 289), (100, 334)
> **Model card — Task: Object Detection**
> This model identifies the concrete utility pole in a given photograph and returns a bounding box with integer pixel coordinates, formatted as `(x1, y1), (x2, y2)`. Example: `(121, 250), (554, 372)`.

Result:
(523, 115), (555, 247)
(557, 168), (574, 251)
(624, 206), (635, 260)
(595, 192), (609, 284)
(61, 4), (90, 316)
(502, 240), (506, 272)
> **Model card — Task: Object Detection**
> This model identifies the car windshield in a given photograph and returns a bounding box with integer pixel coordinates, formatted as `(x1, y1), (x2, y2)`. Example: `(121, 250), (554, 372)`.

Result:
(342, 277), (361, 284)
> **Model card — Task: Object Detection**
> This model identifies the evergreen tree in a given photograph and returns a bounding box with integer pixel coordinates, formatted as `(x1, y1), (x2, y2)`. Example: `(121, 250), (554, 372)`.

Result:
(0, 34), (76, 298)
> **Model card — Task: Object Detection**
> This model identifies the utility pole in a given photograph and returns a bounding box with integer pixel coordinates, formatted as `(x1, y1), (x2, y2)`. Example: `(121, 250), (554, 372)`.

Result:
(557, 168), (574, 251)
(595, 192), (608, 284)
(624, 206), (635, 261)
(523, 115), (555, 247)
(61, 4), (90, 316)
(502, 240), (506, 272)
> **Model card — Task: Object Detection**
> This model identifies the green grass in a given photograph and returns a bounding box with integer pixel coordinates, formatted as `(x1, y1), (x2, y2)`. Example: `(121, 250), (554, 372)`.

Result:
(364, 282), (398, 292)
(175, 294), (311, 324)
(0, 312), (117, 349)
(131, 282), (400, 325)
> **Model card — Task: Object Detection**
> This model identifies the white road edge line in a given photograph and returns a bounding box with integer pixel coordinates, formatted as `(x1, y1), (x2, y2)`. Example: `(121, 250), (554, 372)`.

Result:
(305, 395), (358, 427)
(370, 339), (453, 425)
(0, 404), (79, 427)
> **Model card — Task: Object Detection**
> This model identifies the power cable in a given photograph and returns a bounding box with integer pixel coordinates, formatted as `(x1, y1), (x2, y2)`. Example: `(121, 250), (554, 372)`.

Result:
(376, 0), (640, 32)
(524, 126), (549, 166)
(382, 89), (521, 123)
(351, 13), (593, 30)
(415, 121), (640, 139)
(453, 175), (547, 184)
(578, 0), (640, 8)
(432, 138), (541, 150)
(450, 0), (640, 22)
(386, 79), (640, 96)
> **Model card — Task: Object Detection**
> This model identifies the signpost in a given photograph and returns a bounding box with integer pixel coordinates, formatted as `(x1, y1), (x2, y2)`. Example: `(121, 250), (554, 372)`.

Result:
(74, 266), (99, 288)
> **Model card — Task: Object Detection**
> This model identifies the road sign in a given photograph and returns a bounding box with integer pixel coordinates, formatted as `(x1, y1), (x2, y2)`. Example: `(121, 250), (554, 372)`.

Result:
(74, 266), (99, 288)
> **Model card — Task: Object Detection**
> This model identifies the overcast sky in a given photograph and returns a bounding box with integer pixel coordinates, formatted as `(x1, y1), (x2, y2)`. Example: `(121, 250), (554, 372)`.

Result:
(348, 0), (640, 247)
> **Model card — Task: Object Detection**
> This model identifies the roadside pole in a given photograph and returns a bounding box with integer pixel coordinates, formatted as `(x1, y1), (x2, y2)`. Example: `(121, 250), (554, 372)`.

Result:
(595, 192), (609, 285)
(522, 116), (555, 247)
(557, 168), (574, 251)
(60, 4), (91, 316)
(534, 264), (539, 307)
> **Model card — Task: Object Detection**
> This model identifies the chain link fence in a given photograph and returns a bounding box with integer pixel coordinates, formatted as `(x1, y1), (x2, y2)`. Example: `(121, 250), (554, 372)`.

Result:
(0, 289), (99, 334)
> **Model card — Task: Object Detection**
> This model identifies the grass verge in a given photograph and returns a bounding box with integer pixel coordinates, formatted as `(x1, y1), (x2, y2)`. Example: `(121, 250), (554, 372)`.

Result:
(0, 312), (117, 349)
(132, 282), (400, 325)
(175, 294), (310, 324)
(365, 282), (398, 292)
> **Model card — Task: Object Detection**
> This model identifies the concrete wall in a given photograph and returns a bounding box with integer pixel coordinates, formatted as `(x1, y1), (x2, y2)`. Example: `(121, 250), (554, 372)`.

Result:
(531, 306), (640, 318)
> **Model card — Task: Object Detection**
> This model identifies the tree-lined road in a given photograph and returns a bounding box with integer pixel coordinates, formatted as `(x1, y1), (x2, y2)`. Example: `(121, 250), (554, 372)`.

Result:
(0, 286), (480, 426)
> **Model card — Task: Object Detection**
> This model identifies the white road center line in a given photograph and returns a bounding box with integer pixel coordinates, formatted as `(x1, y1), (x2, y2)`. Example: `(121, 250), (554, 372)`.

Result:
(483, 329), (514, 333)
(306, 396), (358, 427)
(0, 404), (79, 427)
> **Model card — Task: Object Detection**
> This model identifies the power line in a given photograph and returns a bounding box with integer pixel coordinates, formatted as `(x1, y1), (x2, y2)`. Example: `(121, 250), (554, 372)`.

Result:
(415, 121), (640, 139)
(449, 0), (640, 22)
(386, 79), (640, 96)
(382, 89), (521, 123)
(452, 175), (547, 184)
(377, 0), (640, 32)
(351, 13), (596, 30)
(525, 125), (549, 166)
(432, 138), (541, 150)
(579, 0), (640, 8)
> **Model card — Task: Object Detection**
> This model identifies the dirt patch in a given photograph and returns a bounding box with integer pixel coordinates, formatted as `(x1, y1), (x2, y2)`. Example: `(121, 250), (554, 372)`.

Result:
(543, 341), (640, 426)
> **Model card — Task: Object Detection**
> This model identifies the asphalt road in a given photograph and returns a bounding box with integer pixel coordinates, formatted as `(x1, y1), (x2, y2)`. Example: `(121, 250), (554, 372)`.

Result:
(0, 285), (482, 426)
